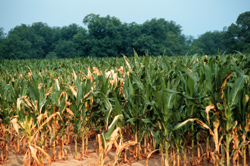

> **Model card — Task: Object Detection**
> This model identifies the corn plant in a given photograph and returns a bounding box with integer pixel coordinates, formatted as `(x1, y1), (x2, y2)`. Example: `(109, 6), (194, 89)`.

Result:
(0, 52), (249, 166)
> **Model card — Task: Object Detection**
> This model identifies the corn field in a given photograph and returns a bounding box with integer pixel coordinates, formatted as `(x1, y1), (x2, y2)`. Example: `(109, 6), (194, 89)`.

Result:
(0, 52), (250, 166)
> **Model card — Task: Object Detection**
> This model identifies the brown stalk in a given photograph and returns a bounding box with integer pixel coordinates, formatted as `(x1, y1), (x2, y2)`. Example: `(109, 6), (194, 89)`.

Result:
(32, 144), (52, 165)
(85, 129), (88, 154)
(11, 117), (20, 153)
(144, 134), (147, 155)
(145, 149), (159, 166)
(221, 73), (233, 99)
(114, 140), (138, 165)
(232, 124), (241, 166)
(30, 112), (60, 143)
(81, 129), (85, 157)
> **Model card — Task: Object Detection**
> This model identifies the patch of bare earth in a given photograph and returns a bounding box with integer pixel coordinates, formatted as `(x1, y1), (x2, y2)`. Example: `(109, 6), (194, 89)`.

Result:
(1, 140), (231, 166)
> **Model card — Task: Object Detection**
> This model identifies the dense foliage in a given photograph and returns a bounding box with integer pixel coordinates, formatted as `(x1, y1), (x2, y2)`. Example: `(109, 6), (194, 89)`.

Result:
(0, 11), (250, 59)
(0, 52), (250, 166)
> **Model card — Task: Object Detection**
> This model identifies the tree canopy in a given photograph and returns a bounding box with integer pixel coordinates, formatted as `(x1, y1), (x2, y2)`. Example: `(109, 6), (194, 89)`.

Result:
(0, 11), (249, 59)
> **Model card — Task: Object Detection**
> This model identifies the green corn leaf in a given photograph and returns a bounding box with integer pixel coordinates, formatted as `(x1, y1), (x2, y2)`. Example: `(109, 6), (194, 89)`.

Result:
(127, 118), (136, 125)
(229, 76), (245, 108)
(77, 82), (82, 108)
(142, 118), (151, 124)
(179, 64), (198, 82)
(132, 74), (143, 90)
(204, 65), (212, 92)
(105, 114), (123, 139)
(114, 95), (122, 115)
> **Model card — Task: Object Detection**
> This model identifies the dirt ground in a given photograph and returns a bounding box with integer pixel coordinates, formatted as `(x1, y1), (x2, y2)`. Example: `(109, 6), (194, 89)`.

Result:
(3, 140), (163, 166)
(1, 140), (231, 166)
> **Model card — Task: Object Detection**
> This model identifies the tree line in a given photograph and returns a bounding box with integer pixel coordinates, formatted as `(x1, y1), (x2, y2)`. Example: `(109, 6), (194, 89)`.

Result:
(0, 11), (249, 59)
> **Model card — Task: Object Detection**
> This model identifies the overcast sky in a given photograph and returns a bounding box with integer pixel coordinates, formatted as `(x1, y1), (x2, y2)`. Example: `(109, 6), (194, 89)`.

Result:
(1, 0), (250, 38)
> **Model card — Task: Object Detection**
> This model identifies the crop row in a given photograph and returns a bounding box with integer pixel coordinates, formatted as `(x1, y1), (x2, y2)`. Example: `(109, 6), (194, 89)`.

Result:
(0, 52), (250, 166)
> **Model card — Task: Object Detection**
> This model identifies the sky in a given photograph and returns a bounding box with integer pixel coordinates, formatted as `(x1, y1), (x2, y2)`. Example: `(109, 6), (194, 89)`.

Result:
(0, 0), (250, 38)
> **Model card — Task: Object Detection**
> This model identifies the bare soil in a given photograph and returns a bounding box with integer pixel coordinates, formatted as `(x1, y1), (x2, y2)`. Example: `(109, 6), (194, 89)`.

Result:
(3, 140), (242, 166)
(3, 140), (163, 166)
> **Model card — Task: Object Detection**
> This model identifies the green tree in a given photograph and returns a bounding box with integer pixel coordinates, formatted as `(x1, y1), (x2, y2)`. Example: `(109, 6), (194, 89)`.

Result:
(45, 52), (58, 59)
(4, 24), (46, 59)
(0, 27), (6, 39)
(72, 28), (89, 57)
(190, 31), (225, 55)
(54, 40), (77, 58)
(83, 14), (123, 57)
(118, 22), (141, 56)
(31, 22), (55, 57)
(223, 24), (240, 53)
(223, 11), (250, 53)
(236, 11), (250, 53)
(132, 18), (186, 56)
(183, 35), (194, 53)
(60, 24), (84, 41)
(0, 27), (7, 59)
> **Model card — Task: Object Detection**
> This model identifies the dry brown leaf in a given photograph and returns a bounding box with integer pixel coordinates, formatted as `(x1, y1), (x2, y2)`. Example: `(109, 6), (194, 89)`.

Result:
(118, 66), (125, 77)
(72, 69), (77, 81)
(23, 96), (35, 110)
(60, 91), (68, 106)
(37, 113), (46, 125)
(30, 112), (60, 143)
(55, 79), (60, 91)
(93, 67), (102, 75)
(87, 64), (92, 79)
(66, 108), (74, 116)
(32, 144), (52, 165)
(108, 115), (123, 130)
(187, 67), (193, 73)
(23, 150), (29, 166)
(34, 100), (38, 112)
(205, 105), (215, 125)
(104, 128), (121, 158)
(194, 118), (214, 137)
(29, 145), (43, 166)
(221, 73), (233, 98)
(123, 55), (132, 72)
(17, 98), (22, 111)
(19, 74), (23, 79)
(49, 73), (53, 78)
(27, 72), (32, 80)
(97, 134), (103, 154)
(84, 90), (93, 99)
(127, 71), (130, 77)
(221, 73), (233, 89)
(114, 141), (138, 165)
(65, 149), (68, 160)
(146, 149), (159, 166)
(62, 83), (77, 97)
(38, 83), (43, 90)
(10, 118), (20, 134)
(213, 119), (220, 153)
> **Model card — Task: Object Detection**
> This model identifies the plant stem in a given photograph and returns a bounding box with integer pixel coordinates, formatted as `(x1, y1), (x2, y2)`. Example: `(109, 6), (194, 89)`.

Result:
(86, 130), (88, 153)
(135, 126), (138, 159)
(191, 124), (194, 161)
(177, 144), (181, 166)
(165, 140), (169, 166)
(82, 129), (85, 156)
(226, 134), (230, 166)
(75, 134), (78, 157)
(62, 135), (65, 159)
(197, 133), (200, 158)
(144, 134), (147, 155)
(17, 133), (20, 153)
(206, 132), (209, 159)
